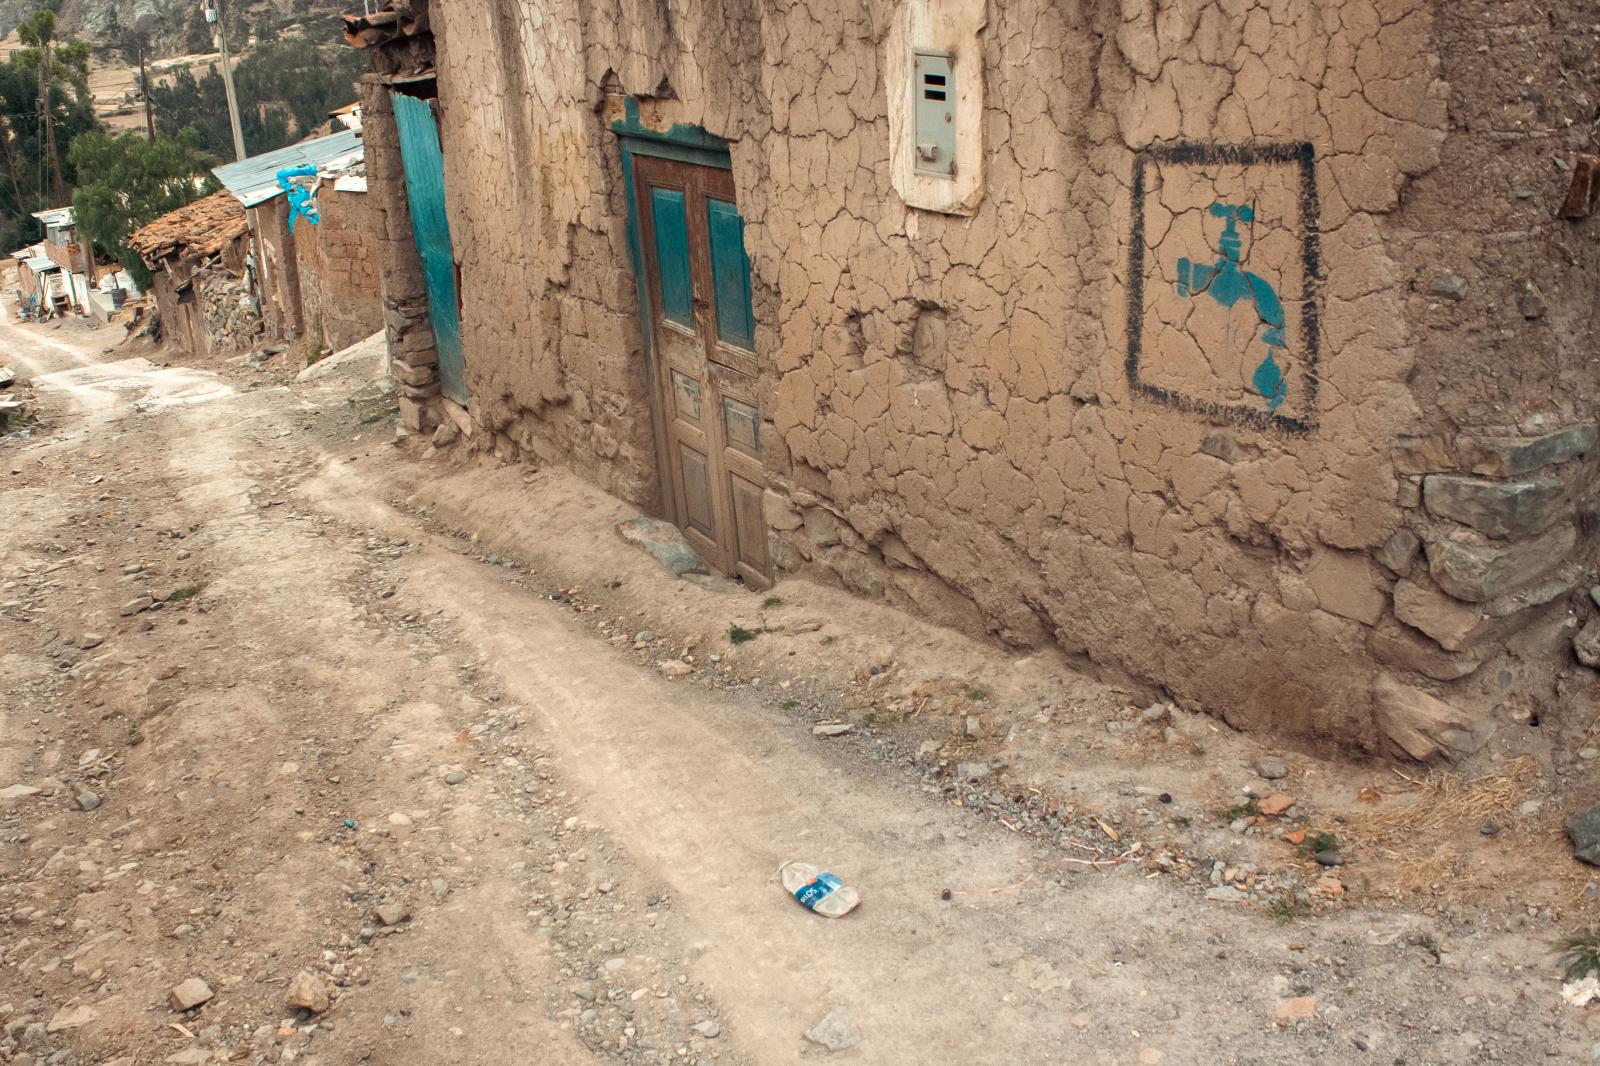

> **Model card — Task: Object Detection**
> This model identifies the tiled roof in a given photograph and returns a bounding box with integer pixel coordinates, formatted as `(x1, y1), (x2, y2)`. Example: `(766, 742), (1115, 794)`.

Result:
(128, 192), (248, 263)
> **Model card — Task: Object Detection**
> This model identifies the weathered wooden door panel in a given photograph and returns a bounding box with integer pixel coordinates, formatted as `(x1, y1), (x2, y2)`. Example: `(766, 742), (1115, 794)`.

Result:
(392, 92), (467, 405)
(634, 155), (770, 586)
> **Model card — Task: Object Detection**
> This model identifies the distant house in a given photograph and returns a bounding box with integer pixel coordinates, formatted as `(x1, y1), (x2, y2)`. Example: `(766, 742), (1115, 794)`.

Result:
(330, 101), (363, 132)
(11, 243), (69, 317)
(13, 207), (141, 320)
(211, 129), (385, 355)
(35, 207), (93, 312)
(128, 191), (252, 358)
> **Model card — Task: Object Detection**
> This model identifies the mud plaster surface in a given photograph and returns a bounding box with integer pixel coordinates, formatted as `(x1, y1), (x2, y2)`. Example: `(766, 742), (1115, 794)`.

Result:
(413, 0), (1600, 751)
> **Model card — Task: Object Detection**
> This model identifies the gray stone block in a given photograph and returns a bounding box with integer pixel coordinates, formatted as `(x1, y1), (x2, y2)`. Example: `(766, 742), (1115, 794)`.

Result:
(1373, 675), (1492, 763)
(1422, 475), (1568, 539)
(1393, 579), (1486, 651)
(1367, 618), (1488, 682)
(1376, 530), (1421, 574)
(1426, 523), (1575, 603)
(1458, 424), (1597, 477)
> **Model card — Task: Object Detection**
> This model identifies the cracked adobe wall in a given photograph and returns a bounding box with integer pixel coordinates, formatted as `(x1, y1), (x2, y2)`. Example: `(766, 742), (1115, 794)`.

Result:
(422, 0), (1600, 757)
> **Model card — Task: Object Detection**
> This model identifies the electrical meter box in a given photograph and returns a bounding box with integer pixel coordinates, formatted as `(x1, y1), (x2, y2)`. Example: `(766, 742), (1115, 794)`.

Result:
(913, 50), (955, 178)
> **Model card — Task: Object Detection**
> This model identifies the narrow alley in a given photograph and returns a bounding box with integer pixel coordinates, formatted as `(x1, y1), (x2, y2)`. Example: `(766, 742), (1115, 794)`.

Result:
(0, 309), (1590, 1065)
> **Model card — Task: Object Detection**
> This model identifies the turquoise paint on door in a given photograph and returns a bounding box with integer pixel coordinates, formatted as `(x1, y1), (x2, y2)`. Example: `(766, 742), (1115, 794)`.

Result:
(650, 187), (693, 328)
(392, 93), (467, 405)
(705, 197), (755, 350)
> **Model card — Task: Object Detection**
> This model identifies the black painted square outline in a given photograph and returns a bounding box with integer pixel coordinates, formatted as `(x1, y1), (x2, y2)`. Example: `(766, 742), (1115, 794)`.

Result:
(1125, 141), (1321, 435)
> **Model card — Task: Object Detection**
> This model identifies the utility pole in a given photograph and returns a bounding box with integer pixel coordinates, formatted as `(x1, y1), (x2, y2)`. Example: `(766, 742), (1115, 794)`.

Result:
(205, 0), (247, 162)
(139, 47), (154, 144)
(38, 40), (64, 205)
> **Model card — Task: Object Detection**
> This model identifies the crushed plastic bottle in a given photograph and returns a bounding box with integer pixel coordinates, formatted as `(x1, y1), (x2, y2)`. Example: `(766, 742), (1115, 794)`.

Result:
(780, 860), (861, 917)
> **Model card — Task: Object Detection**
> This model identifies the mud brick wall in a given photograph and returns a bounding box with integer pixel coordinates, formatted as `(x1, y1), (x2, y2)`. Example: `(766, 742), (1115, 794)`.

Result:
(291, 184), (386, 353)
(147, 271), (208, 361)
(360, 75), (444, 435)
(256, 198), (303, 343)
(256, 189), (385, 355)
(414, 0), (1600, 756)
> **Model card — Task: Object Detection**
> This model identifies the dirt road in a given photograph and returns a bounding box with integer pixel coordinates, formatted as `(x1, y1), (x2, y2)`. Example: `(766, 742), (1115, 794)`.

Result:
(1, 313), (1593, 1065)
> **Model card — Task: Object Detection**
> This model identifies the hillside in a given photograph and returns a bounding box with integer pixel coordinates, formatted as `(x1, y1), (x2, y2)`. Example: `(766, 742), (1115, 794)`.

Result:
(0, 0), (351, 56)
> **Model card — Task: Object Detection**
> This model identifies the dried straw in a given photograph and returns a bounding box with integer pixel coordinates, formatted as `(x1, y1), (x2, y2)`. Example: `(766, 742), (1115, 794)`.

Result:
(1347, 755), (1540, 843)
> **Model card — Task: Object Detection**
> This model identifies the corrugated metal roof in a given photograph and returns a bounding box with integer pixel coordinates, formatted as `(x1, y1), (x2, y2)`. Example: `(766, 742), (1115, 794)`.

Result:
(211, 130), (365, 208)
(24, 254), (57, 272)
(32, 206), (73, 227)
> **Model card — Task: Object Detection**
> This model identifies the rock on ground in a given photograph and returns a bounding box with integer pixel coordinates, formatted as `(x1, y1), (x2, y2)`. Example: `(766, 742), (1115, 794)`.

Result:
(805, 1007), (861, 1051)
(286, 970), (330, 1014)
(45, 1003), (97, 1032)
(168, 977), (213, 1012)
(375, 901), (409, 926)
(1372, 676), (1492, 763)
(1575, 619), (1600, 668)
(1252, 755), (1288, 780)
(1275, 996), (1318, 1023)
(615, 515), (708, 575)
(1567, 803), (1600, 866)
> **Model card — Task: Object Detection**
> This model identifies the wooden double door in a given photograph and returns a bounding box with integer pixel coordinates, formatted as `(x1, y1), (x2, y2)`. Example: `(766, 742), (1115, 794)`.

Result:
(634, 155), (770, 586)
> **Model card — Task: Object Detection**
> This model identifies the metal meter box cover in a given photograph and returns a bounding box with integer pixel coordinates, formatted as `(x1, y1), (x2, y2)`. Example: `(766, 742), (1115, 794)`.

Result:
(913, 50), (955, 178)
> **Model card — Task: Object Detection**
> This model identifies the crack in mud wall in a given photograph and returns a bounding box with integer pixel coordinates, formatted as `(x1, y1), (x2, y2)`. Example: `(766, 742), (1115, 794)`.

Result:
(415, 0), (1600, 755)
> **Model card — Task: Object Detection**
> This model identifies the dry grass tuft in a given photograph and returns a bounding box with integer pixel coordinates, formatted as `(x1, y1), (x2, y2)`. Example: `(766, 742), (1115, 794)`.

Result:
(1342, 756), (1545, 899)
(1347, 755), (1540, 843)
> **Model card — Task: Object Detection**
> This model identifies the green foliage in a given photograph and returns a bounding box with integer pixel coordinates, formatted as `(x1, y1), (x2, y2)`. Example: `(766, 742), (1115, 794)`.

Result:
(1269, 893), (1312, 923)
(1563, 928), (1600, 982)
(69, 128), (219, 288)
(0, 9), (98, 247)
(184, 14), (210, 57)
(761, 595), (783, 609)
(728, 625), (760, 645)
(149, 34), (364, 160)
(1222, 799), (1259, 821)
(1298, 831), (1339, 860)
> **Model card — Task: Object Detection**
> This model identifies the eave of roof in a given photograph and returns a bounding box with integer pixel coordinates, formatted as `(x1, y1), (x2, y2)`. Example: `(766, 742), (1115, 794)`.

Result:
(341, 4), (430, 49)
(128, 191), (249, 263)
(32, 206), (73, 227)
(210, 130), (364, 208)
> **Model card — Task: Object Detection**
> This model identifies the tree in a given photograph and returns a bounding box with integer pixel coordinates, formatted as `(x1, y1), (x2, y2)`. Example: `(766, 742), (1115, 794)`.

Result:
(17, 9), (90, 207)
(150, 34), (363, 159)
(69, 128), (219, 289)
(184, 10), (215, 56)
(112, 19), (156, 144)
(0, 26), (97, 248)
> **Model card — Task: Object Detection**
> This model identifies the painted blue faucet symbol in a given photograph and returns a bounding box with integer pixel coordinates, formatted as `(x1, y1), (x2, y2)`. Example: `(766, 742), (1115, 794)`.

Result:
(1176, 203), (1288, 411)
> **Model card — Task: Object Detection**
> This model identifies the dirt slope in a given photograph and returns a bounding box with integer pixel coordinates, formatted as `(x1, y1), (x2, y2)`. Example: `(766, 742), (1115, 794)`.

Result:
(0, 312), (1595, 1064)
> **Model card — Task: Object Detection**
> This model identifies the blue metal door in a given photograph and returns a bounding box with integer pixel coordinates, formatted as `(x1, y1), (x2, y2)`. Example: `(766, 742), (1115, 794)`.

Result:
(392, 93), (467, 405)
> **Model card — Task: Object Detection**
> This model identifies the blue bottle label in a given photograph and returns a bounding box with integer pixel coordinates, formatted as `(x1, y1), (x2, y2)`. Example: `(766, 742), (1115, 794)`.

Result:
(794, 872), (842, 909)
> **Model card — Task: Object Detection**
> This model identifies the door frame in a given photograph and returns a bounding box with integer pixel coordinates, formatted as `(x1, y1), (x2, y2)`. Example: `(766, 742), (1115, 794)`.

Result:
(392, 86), (468, 406)
(613, 99), (771, 585)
